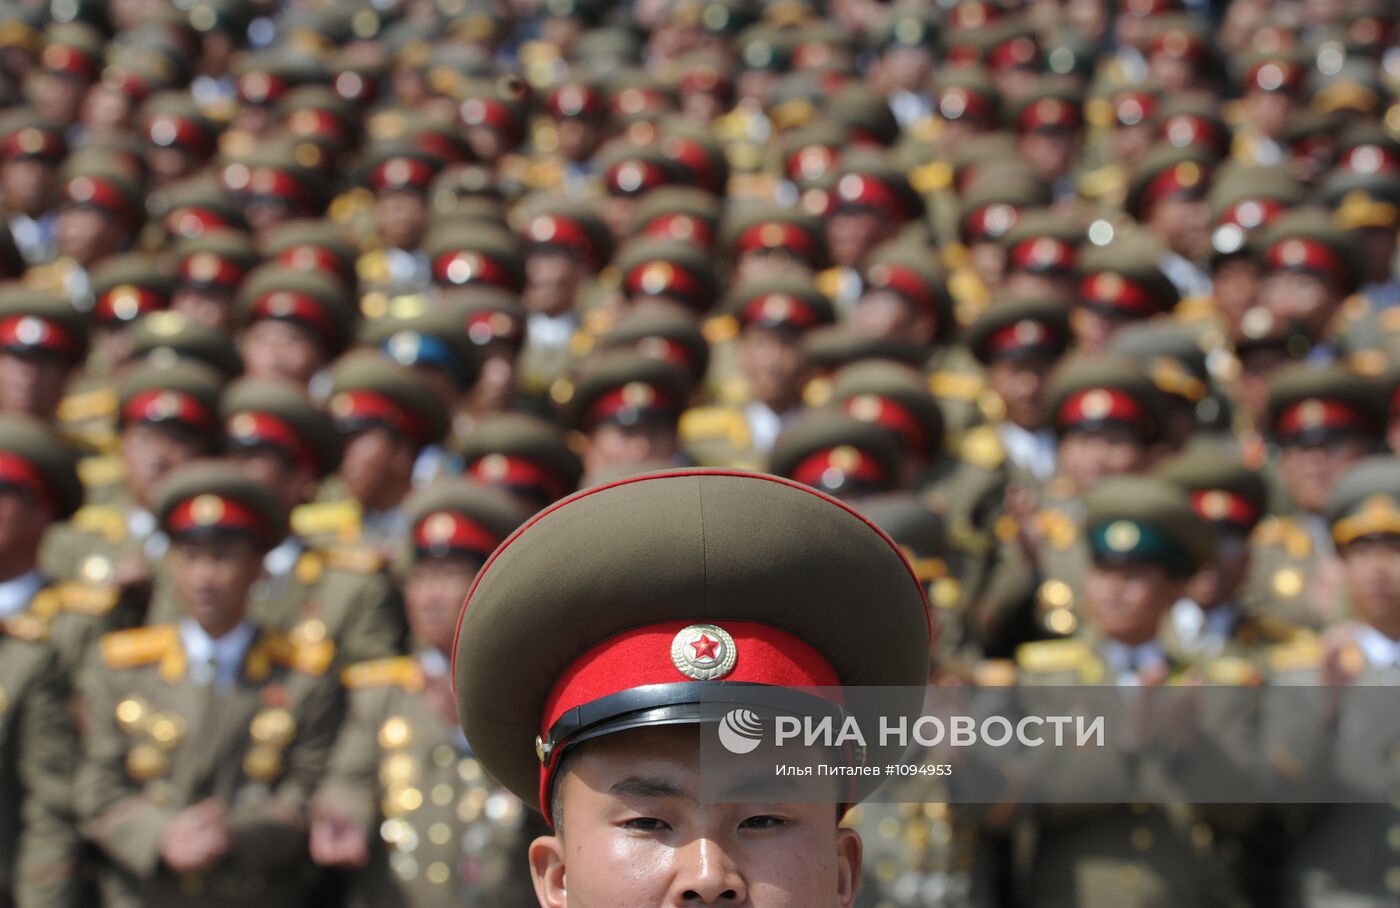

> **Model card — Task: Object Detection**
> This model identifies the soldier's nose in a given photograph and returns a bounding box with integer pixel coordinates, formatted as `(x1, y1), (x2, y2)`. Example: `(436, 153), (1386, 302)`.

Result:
(672, 838), (746, 905)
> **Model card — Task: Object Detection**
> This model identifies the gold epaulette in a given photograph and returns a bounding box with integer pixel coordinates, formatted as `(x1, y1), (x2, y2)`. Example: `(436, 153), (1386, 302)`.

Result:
(3, 613), (49, 642)
(100, 625), (177, 670)
(28, 587), (61, 620)
(1077, 164), (1126, 200)
(1251, 514), (1315, 557)
(291, 500), (362, 541)
(329, 187), (374, 226)
(1202, 656), (1262, 686)
(815, 267), (843, 300)
(909, 159), (952, 193)
(71, 505), (128, 544)
(679, 406), (747, 446)
(1016, 638), (1092, 674)
(1267, 634), (1323, 674)
(58, 388), (117, 424)
(325, 545), (384, 574)
(77, 455), (125, 489)
(356, 249), (390, 285)
(1035, 509), (1078, 550)
(1379, 307), (1400, 334)
(268, 632), (336, 677)
(1173, 296), (1218, 323)
(341, 656), (424, 691)
(701, 314), (739, 345)
(927, 370), (985, 402)
(56, 581), (119, 616)
(958, 424), (1005, 471)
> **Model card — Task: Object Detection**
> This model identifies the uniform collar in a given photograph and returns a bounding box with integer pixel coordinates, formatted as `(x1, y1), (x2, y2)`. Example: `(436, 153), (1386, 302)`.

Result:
(0, 569), (44, 619)
(1101, 638), (1168, 685)
(1354, 624), (1400, 670)
(179, 617), (257, 688)
(263, 535), (304, 578)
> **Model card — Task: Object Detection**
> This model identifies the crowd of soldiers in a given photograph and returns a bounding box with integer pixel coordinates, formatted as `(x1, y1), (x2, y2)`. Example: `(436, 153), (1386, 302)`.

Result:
(0, 0), (1398, 902)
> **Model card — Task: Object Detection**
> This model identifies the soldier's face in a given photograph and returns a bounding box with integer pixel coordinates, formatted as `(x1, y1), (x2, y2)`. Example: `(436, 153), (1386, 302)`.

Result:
(121, 424), (205, 507)
(1057, 428), (1150, 493)
(374, 190), (428, 250)
(1342, 537), (1400, 636)
(1, 159), (55, 215)
(585, 422), (680, 475)
(172, 288), (236, 329)
(340, 426), (418, 510)
(987, 356), (1056, 430)
(531, 724), (860, 908)
(739, 327), (807, 412)
(1086, 562), (1181, 645)
(240, 319), (327, 387)
(0, 487), (51, 559)
(1278, 438), (1371, 514)
(56, 206), (116, 263)
(170, 536), (264, 636)
(0, 350), (70, 419)
(405, 557), (480, 653)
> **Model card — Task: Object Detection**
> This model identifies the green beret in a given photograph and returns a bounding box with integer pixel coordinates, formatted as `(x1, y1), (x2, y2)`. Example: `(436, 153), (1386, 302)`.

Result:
(454, 469), (932, 813)
(1265, 363), (1385, 444)
(328, 351), (452, 446)
(966, 294), (1071, 365)
(236, 266), (357, 354)
(1156, 441), (1268, 534)
(221, 377), (342, 477)
(597, 307), (711, 383)
(721, 276), (835, 334)
(403, 478), (530, 562)
(116, 360), (225, 435)
(1044, 356), (1169, 440)
(0, 415), (82, 518)
(0, 287), (89, 362)
(1083, 476), (1215, 576)
(560, 352), (693, 431)
(768, 411), (904, 496)
(153, 461), (288, 549)
(455, 412), (583, 502)
(1327, 456), (1400, 548)
(830, 361), (945, 459)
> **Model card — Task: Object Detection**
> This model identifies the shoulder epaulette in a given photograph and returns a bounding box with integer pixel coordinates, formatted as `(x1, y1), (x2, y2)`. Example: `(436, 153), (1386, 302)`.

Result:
(341, 656), (424, 691)
(1035, 509), (1079, 550)
(356, 250), (390, 285)
(959, 425), (1006, 471)
(1016, 638), (1092, 674)
(679, 406), (747, 446)
(701, 314), (739, 345)
(58, 388), (118, 424)
(1077, 164), (1126, 199)
(28, 587), (61, 620)
(1379, 307), (1400, 333)
(291, 500), (362, 540)
(268, 632), (336, 677)
(3, 613), (50, 642)
(71, 505), (128, 543)
(100, 625), (177, 670)
(325, 545), (384, 574)
(909, 159), (952, 193)
(1203, 656), (1262, 686)
(927, 370), (985, 403)
(56, 581), (119, 616)
(77, 455), (125, 488)
(1267, 634), (1323, 673)
(815, 267), (843, 299)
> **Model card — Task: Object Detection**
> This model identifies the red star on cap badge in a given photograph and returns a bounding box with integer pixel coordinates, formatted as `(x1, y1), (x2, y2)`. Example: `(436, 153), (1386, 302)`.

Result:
(689, 634), (719, 662)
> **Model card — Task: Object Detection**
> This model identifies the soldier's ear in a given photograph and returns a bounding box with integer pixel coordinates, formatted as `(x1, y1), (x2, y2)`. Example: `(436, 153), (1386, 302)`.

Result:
(836, 826), (862, 908)
(528, 832), (567, 908)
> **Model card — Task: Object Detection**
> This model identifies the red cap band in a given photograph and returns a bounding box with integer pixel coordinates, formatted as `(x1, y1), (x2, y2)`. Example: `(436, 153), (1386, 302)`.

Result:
(1276, 398), (1371, 438)
(179, 253), (247, 289)
(413, 510), (502, 557)
(1011, 237), (1076, 273)
(624, 261), (707, 308)
(432, 251), (519, 290)
(986, 35), (1038, 70)
(369, 156), (436, 192)
(735, 222), (816, 261)
(987, 318), (1062, 358)
(1, 126), (64, 161)
(866, 263), (937, 315)
(464, 308), (525, 346)
(842, 394), (926, 451)
(587, 382), (678, 426)
(64, 176), (133, 225)
(791, 446), (890, 488)
(1079, 272), (1160, 314)
(0, 452), (48, 505)
(94, 285), (166, 324)
(1216, 198), (1285, 231)
(1189, 489), (1259, 528)
(1140, 160), (1207, 214)
(963, 203), (1020, 241)
(547, 84), (602, 118)
(250, 291), (337, 341)
(1017, 97), (1081, 133)
(145, 115), (212, 154)
(166, 209), (232, 239)
(467, 453), (569, 501)
(834, 173), (908, 219)
(122, 389), (215, 432)
(641, 213), (714, 248)
(0, 315), (77, 358)
(740, 293), (822, 330)
(275, 246), (349, 278)
(1265, 238), (1348, 289)
(605, 159), (672, 196)
(168, 494), (266, 539)
(1057, 388), (1149, 430)
(330, 389), (430, 442)
(526, 214), (602, 266)
(226, 411), (318, 473)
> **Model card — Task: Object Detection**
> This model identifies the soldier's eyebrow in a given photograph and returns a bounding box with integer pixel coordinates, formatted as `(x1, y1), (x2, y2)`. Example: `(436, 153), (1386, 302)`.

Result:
(609, 776), (693, 802)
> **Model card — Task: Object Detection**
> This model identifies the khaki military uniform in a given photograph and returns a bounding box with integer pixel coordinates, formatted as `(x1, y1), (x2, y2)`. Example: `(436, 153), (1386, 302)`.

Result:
(1242, 514), (1345, 631)
(1006, 638), (1247, 908)
(75, 624), (342, 908)
(318, 656), (538, 908)
(0, 614), (82, 908)
(1024, 477), (1091, 640)
(925, 345), (995, 449)
(1264, 632), (1400, 907)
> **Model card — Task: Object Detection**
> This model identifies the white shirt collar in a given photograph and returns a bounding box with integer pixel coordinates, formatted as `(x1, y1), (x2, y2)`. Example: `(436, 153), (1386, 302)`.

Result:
(997, 423), (1056, 481)
(1355, 624), (1400, 670)
(1102, 639), (1168, 686)
(744, 400), (788, 455)
(0, 569), (45, 619)
(263, 536), (304, 578)
(179, 618), (256, 688)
